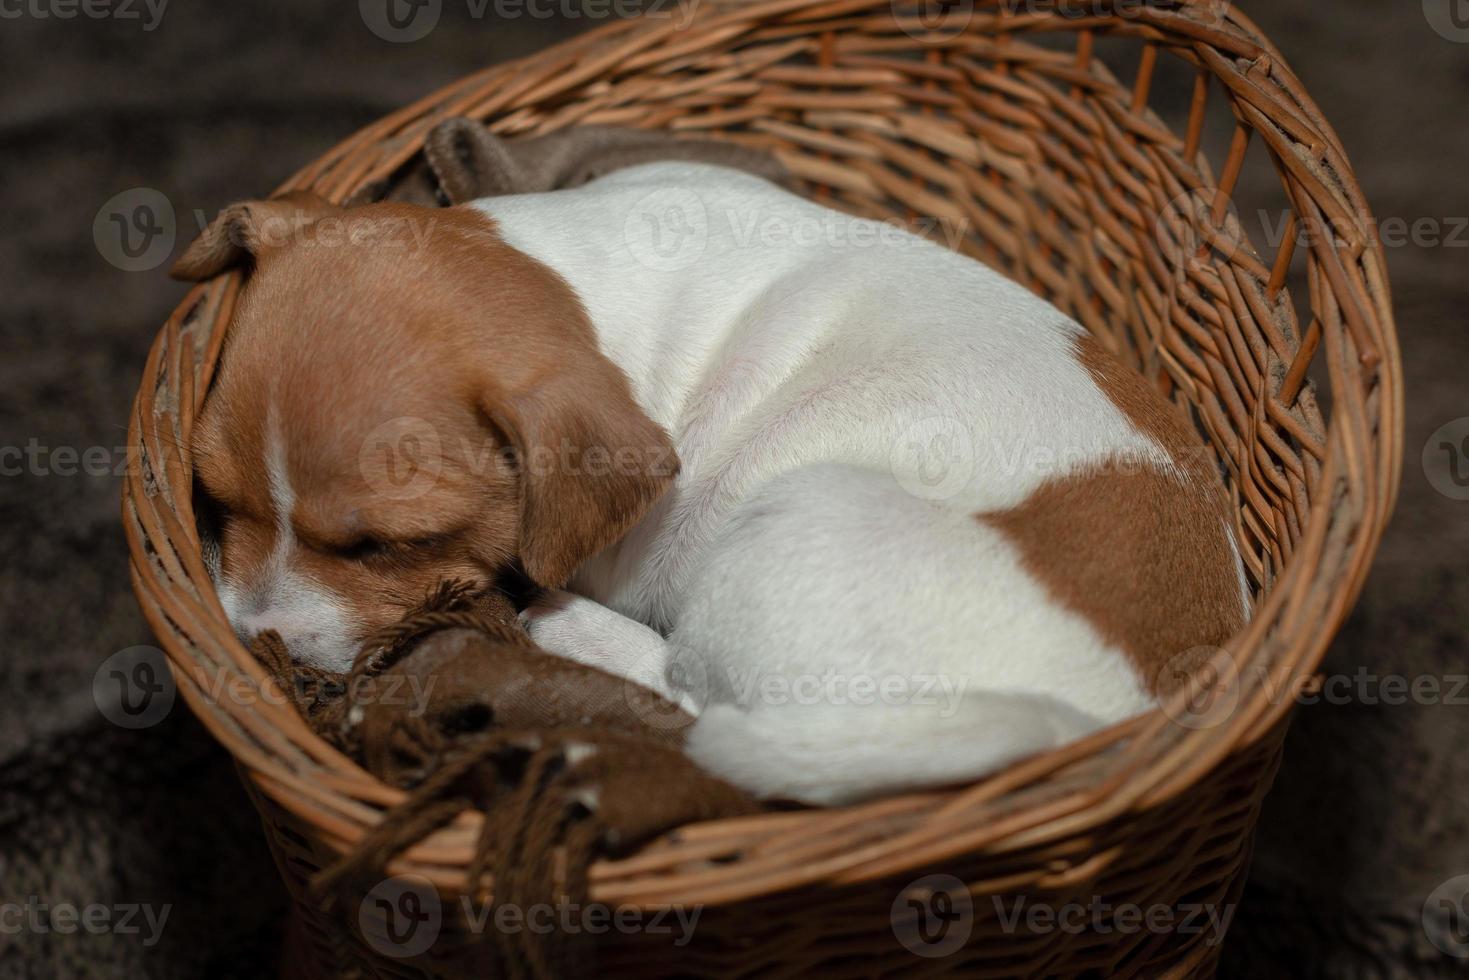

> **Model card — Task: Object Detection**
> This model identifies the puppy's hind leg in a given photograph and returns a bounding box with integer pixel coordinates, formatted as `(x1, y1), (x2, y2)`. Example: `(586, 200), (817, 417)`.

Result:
(685, 694), (1099, 806)
(666, 463), (1120, 805)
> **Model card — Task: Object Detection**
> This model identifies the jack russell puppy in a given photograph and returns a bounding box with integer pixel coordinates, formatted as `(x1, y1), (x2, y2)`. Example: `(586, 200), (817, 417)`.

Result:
(177, 162), (1250, 805)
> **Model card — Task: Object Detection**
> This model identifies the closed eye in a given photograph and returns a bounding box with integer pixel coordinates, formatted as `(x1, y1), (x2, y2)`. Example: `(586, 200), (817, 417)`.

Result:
(338, 537), (391, 562)
(337, 535), (443, 563)
(193, 479), (230, 540)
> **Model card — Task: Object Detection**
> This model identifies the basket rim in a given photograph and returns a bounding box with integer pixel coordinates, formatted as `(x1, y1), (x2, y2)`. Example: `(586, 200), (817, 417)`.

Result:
(123, 0), (1402, 907)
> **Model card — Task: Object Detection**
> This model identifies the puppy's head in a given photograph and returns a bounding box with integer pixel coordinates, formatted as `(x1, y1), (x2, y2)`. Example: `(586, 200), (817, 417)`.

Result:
(177, 192), (676, 669)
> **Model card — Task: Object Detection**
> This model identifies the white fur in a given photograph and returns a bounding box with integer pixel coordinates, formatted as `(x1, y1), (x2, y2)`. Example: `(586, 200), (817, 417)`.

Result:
(684, 695), (1099, 807)
(480, 163), (1235, 804)
(220, 405), (357, 670)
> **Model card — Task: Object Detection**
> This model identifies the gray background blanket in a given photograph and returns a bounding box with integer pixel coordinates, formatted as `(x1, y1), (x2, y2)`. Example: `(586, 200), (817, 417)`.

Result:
(1, 1), (1465, 976)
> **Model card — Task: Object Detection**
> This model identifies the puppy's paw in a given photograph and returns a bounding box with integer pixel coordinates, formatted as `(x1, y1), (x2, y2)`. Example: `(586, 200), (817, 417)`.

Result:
(520, 590), (654, 669)
(518, 589), (588, 654)
(519, 591), (697, 712)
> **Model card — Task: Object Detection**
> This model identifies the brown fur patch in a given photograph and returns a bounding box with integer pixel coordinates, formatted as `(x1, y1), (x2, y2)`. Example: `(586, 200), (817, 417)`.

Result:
(981, 334), (1246, 696)
(188, 199), (677, 642)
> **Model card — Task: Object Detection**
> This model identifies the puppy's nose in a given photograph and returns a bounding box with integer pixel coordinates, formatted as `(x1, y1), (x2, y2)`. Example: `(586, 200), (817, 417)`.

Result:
(220, 586), (358, 671)
(230, 602), (298, 642)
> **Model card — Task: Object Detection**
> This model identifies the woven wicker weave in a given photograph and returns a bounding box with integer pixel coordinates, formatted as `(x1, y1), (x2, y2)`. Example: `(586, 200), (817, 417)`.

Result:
(123, 1), (1400, 976)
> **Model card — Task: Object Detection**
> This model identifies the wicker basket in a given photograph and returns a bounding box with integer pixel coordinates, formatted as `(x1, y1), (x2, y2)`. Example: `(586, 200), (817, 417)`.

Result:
(123, 1), (1400, 976)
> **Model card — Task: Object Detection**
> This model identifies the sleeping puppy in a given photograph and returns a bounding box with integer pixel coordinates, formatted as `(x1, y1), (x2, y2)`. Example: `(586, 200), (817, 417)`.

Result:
(178, 163), (1250, 805)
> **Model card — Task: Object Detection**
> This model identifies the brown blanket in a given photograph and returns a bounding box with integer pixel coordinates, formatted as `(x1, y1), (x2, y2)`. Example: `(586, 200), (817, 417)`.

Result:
(248, 582), (757, 978)
(368, 117), (789, 206)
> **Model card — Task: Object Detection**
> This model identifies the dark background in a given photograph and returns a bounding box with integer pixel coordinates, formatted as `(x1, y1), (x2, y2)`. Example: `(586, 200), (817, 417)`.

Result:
(1, 1), (1465, 977)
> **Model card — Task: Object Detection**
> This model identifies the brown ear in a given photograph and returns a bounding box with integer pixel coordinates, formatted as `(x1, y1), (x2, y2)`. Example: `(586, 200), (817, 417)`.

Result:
(493, 364), (679, 588)
(170, 190), (340, 281)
